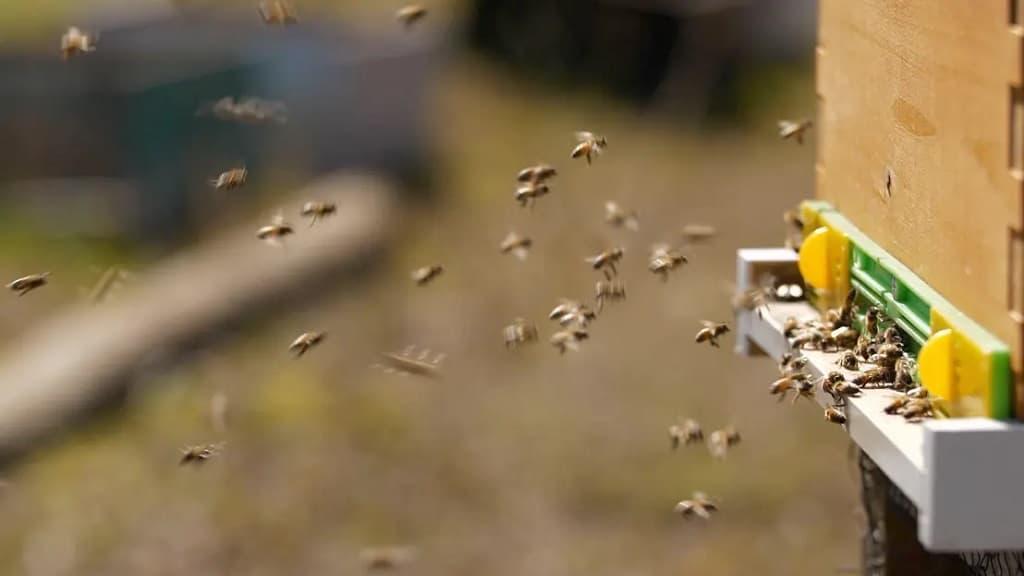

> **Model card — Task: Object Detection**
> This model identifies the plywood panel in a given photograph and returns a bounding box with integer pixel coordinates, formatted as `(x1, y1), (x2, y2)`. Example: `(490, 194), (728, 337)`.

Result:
(816, 0), (1024, 411)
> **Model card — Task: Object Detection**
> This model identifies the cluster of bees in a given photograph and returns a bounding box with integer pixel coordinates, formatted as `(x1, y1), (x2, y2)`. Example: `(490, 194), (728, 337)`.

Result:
(38, 0), (840, 541)
(771, 287), (940, 425)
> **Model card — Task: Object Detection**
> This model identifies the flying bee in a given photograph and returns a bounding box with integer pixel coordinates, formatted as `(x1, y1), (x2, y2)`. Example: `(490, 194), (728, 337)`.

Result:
(256, 215), (294, 245)
(707, 426), (740, 459)
(864, 306), (882, 337)
(779, 354), (809, 377)
(199, 96), (289, 125)
(499, 232), (533, 261)
(410, 265), (444, 286)
(503, 318), (538, 349)
(258, 0), (298, 25)
(669, 418), (704, 449)
(550, 328), (589, 354)
(300, 201), (337, 226)
(769, 376), (799, 401)
(179, 441), (225, 466)
(824, 405), (847, 425)
(604, 201), (639, 231)
(7, 273), (49, 296)
(210, 167), (247, 191)
(360, 546), (419, 571)
(594, 280), (626, 312)
(680, 224), (717, 246)
(791, 378), (816, 404)
(695, 321), (730, 348)
(516, 164), (557, 185)
(731, 284), (772, 317)
(61, 26), (97, 60)
(585, 247), (625, 280)
(571, 131), (608, 165)
(674, 491), (718, 520)
(837, 350), (860, 371)
(649, 244), (688, 281)
(376, 346), (445, 378)
(778, 118), (813, 145)
(549, 299), (597, 329)
(289, 331), (325, 358)
(514, 182), (550, 209)
(396, 4), (428, 28)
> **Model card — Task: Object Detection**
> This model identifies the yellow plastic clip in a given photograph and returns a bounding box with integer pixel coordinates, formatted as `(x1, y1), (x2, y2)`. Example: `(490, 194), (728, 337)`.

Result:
(918, 310), (992, 417)
(797, 226), (850, 308)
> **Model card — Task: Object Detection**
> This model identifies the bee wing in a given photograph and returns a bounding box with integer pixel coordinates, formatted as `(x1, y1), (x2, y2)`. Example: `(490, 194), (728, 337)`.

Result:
(512, 247), (529, 261)
(575, 131), (595, 143)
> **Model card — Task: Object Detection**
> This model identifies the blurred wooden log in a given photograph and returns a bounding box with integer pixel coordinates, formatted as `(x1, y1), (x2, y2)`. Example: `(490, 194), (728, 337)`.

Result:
(0, 173), (396, 460)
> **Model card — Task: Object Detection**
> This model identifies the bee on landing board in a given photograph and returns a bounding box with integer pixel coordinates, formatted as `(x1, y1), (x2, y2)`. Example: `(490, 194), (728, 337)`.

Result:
(695, 321), (730, 348)
(410, 265), (444, 286)
(258, 0), (298, 25)
(300, 201), (337, 226)
(256, 215), (294, 245)
(707, 426), (740, 459)
(289, 331), (325, 358)
(668, 418), (703, 449)
(179, 442), (225, 466)
(649, 244), (688, 281)
(516, 164), (557, 186)
(503, 318), (538, 349)
(571, 131), (608, 164)
(778, 118), (813, 145)
(360, 546), (419, 571)
(7, 273), (49, 296)
(61, 27), (97, 60)
(499, 232), (533, 261)
(210, 167), (247, 191)
(604, 201), (639, 231)
(396, 5), (428, 28)
(594, 280), (626, 312)
(674, 491), (718, 520)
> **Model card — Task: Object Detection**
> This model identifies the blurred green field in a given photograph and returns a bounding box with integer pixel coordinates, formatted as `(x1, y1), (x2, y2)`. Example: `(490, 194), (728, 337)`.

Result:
(0, 7), (861, 575)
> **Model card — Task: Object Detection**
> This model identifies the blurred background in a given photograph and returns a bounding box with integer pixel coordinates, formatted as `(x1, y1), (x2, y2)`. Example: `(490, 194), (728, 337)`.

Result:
(0, 1), (859, 575)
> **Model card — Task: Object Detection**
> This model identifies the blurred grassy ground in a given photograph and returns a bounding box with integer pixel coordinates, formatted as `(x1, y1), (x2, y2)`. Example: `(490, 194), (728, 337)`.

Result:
(0, 6), (861, 575)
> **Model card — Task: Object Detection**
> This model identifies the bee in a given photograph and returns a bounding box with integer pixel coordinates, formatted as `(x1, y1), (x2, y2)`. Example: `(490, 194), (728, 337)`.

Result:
(668, 418), (704, 449)
(707, 426), (741, 459)
(7, 273), (49, 296)
(695, 321), (730, 348)
(210, 167), (247, 191)
(872, 343), (904, 368)
(782, 317), (801, 338)
(585, 247), (625, 279)
(783, 208), (804, 231)
(881, 326), (902, 345)
(836, 350), (860, 371)
(674, 491), (718, 520)
(499, 232), (533, 261)
(360, 546), (419, 571)
(289, 331), (325, 358)
(824, 405), (847, 425)
(256, 215), (294, 245)
(900, 398), (938, 420)
(258, 0), (298, 25)
(516, 164), (557, 185)
(503, 318), (538, 349)
(594, 280), (626, 312)
(790, 329), (824, 350)
(836, 288), (858, 328)
(550, 328), (589, 354)
(864, 306), (881, 337)
(820, 371), (845, 395)
(791, 378), (817, 404)
(894, 357), (916, 390)
(604, 201), (639, 231)
(680, 223), (717, 246)
(300, 201), (337, 226)
(549, 299), (597, 328)
(854, 334), (875, 360)
(769, 375), (801, 401)
(514, 182), (550, 209)
(831, 326), (860, 349)
(377, 346), (445, 378)
(61, 26), (97, 60)
(823, 372), (862, 403)
(779, 354), (809, 376)
(852, 367), (894, 387)
(731, 284), (773, 317)
(571, 131), (608, 165)
(905, 386), (929, 399)
(884, 395), (912, 414)
(649, 244), (688, 281)
(778, 118), (813, 145)
(396, 5), (428, 28)
(179, 442), (225, 466)
(410, 265), (444, 286)
(201, 97), (289, 125)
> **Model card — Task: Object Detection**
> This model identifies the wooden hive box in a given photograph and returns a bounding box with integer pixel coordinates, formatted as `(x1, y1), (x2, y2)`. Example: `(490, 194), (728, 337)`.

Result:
(815, 1), (1024, 415)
